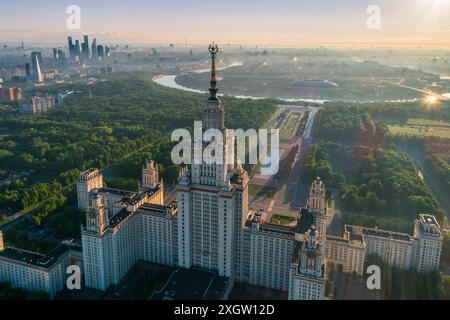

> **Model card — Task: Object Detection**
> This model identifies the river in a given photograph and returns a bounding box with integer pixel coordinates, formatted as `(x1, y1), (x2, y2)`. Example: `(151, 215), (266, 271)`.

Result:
(153, 73), (329, 104)
(152, 62), (422, 104)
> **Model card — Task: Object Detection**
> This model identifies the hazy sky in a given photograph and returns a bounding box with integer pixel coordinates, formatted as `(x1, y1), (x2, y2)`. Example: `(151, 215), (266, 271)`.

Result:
(1, 0), (450, 46)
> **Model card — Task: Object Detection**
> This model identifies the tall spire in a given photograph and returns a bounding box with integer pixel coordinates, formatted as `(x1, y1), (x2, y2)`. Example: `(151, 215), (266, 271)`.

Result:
(203, 43), (224, 130)
(208, 42), (219, 100)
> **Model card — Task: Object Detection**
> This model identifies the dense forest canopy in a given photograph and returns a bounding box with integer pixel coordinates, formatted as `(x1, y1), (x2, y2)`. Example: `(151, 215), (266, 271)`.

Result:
(304, 101), (449, 232)
(0, 72), (276, 215)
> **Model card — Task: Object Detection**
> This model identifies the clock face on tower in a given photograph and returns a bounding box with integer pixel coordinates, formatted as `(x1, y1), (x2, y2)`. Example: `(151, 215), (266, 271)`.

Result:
(89, 209), (97, 219)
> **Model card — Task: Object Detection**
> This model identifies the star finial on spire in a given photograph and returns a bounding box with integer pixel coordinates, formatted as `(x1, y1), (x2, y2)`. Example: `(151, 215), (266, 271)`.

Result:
(208, 42), (219, 100)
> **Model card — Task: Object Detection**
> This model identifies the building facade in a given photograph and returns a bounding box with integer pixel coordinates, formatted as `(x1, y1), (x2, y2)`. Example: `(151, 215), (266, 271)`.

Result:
(242, 210), (295, 291)
(80, 161), (171, 291)
(0, 241), (82, 298)
(414, 214), (443, 274)
(324, 234), (365, 275)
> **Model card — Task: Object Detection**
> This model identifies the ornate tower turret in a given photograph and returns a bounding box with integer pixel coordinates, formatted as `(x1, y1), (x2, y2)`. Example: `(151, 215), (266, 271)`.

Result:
(299, 226), (324, 277)
(307, 177), (326, 213)
(86, 191), (108, 234)
(76, 168), (103, 212)
(141, 159), (159, 190)
(289, 225), (326, 300)
(307, 177), (327, 239)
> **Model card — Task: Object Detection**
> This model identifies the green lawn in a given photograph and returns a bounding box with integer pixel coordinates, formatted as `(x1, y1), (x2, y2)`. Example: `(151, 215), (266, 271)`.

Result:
(387, 117), (450, 138)
(248, 184), (276, 198)
(406, 118), (450, 127)
(280, 112), (301, 139)
(388, 125), (450, 138)
(270, 214), (296, 225)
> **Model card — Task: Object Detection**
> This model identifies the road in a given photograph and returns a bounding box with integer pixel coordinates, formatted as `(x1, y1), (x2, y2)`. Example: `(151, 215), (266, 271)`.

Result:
(249, 105), (321, 219)
(287, 106), (320, 208)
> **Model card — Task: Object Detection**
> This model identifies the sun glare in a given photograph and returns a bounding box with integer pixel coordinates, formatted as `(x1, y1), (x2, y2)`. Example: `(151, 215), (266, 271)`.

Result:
(422, 0), (449, 9)
(425, 95), (440, 106)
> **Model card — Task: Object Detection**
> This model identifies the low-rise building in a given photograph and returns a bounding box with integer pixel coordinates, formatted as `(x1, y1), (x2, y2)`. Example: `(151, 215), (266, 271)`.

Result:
(44, 70), (58, 81)
(0, 87), (22, 101)
(20, 95), (56, 114)
(0, 240), (82, 298)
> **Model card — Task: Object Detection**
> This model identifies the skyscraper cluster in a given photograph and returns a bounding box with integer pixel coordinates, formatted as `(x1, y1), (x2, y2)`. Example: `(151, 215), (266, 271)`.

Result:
(30, 51), (43, 82)
(67, 35), (110, 62)
(52, 48), (66, 60)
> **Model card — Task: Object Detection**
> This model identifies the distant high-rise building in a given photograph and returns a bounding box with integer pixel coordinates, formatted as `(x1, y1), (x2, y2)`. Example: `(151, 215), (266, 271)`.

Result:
(82, 35), (90, 59)
(30, 51), (43, 82)
(91, 38), (98, 58)
(68, 36), (74, 58)
(97, 45), (104, 60)
(24, 63), (30, 77)
(105, 46), (111, 57)
(53, 48), (58, 60)
(75, 40), (81, 57)
(57, 50), (66, 60)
